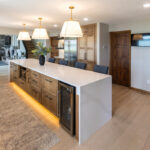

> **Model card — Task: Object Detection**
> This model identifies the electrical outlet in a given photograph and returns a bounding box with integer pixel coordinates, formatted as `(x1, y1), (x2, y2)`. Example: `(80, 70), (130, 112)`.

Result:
(147, 80), (150, 85)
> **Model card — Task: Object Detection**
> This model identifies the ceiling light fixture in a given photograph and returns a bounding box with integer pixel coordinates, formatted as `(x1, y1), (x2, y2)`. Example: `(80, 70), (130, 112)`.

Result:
(32, 18), (49, 39)
(83, 17), (88, 21)
(53, 24), (58, 28)
(17, 24), (31, 41)
(60, 6), (83, 38)
(143, 3), (150, 8)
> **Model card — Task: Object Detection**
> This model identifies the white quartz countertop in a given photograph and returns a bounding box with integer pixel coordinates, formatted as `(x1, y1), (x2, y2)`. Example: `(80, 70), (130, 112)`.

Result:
(10, 59), (111, 88)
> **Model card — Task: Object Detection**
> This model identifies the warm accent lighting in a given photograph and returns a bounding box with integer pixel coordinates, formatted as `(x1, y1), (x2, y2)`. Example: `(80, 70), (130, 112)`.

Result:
(32, 18), (49, 39)
(60, 6), (83, 38)
(133, 34), (143, 40)
(17, 24), (31, 41)
(143, 3), (150, 8)
(10, 82), (59, 127)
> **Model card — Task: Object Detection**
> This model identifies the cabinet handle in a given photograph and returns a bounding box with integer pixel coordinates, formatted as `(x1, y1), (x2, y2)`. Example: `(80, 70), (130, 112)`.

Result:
(33, 73), (38, 77)
(46, 95), (53, 100)
(45, 79), (52, 83)
(28, 78), (30, 83)
(32, 88), (37, 93)
(14, 76), (17, 79)
(32, 79), (37, 84)
(20, 81), (24, 85)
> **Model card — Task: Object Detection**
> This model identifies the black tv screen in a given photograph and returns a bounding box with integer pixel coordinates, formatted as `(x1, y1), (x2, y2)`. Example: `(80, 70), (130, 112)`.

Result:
(131, 33), (150, 47)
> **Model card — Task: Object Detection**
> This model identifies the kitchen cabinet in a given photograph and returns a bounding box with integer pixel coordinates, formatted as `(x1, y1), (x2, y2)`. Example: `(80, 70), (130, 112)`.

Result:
(10, 63), (58, 115)
(78, 24), (96, 70)
(9, 59), (112, 144)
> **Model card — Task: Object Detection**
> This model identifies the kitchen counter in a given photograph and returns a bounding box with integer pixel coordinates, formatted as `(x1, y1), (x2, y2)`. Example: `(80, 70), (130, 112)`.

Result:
(10, 58), (112, 144)
(10, 59), (110, 88)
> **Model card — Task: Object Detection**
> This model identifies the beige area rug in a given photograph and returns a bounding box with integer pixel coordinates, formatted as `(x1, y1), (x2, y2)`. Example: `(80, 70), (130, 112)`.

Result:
(0, 69), (59, 150)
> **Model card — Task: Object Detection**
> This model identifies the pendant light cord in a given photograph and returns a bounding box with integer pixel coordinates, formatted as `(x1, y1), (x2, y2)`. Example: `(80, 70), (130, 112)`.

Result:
(23, 24), (26, 32)
(71, 9), (72, 20)
(69, 6), (74, 20)
(38, 18), (42, 28)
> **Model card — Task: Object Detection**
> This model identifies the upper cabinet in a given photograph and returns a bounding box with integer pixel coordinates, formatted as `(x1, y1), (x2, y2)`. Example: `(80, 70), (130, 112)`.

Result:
(78, 24), (97, 70)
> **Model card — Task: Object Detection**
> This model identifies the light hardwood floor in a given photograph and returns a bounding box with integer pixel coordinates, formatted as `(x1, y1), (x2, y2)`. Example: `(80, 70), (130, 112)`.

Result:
(0, 66), (150, 150)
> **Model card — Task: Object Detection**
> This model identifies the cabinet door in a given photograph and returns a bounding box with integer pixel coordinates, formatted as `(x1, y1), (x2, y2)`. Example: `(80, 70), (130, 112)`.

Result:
(31, 71), (41, 80)
(87, 35), (94, 49)
(12, 64), (19, 83)
(86, 49), (94, 61)
(26, 69), (31, 92)
(79, 36), (86, 48)
(78, 24), (96, 69)
(10, 63), (13, 82)
(30, 85), (41, 103)
(18, 79), (26, 90)
(42, 90), (57, 115)
(43, 75), (58, 96)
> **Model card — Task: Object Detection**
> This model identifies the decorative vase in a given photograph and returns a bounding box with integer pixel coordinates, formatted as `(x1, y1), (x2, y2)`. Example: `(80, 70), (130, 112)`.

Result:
(39, 55), (45, 65)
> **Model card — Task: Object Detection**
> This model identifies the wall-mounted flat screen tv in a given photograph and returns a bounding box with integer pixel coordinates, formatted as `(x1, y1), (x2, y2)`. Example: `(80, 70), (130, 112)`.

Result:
(131, 33), (150, 47)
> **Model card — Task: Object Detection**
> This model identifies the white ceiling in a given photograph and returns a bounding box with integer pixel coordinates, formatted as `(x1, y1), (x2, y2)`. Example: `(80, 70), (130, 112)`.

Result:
(0, 0), (150, 31)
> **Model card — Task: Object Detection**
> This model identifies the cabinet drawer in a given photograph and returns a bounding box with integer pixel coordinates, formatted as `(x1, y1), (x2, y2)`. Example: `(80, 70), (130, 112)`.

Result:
(43, 76), (58, 96)
(13, 73), (18, 83)
(31, 71), (41, 80)
(42, 91), (57, 115)
(13, 64), (18, 72)
(18, 79), (26, 90)
(30, 78), (41, 88)
(13, 70), (18, 77)
(30, 86), (41, 103)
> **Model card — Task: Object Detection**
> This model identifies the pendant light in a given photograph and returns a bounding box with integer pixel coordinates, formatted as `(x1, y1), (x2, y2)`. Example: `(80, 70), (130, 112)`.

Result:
(32, 18), (49, 39)
(17, 24), (31, 41)
(60, 6), (83, 38)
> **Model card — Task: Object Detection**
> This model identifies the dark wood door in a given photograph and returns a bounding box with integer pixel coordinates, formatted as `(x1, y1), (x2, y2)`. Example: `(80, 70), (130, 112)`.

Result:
(110, 30), (131, 87)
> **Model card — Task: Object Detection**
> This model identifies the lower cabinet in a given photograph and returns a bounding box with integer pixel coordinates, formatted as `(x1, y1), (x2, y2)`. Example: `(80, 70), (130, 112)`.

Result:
(30, 85), (42, 103)
(10, 63), (58, 116)
(42, 90), (57, 115)
(18, 79), (26, 90)
(10, 62), (19, 83)
(42, 74), (58, 115)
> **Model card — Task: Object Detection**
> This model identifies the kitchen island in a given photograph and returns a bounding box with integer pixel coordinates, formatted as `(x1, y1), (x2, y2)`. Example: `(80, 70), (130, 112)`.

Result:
(9, 58), (112, 144)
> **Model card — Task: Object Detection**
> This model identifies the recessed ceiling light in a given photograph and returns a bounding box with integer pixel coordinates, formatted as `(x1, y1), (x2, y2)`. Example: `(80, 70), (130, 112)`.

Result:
(143, 3), (150, 8)
(53, 24), (58, 27)
(83, 17), (88, 21)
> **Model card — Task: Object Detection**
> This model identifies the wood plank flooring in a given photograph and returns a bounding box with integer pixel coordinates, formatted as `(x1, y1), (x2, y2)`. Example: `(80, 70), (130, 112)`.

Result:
(0, 66), (150, 150)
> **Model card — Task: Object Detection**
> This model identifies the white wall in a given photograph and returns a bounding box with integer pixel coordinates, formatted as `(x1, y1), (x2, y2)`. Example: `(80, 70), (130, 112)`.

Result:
(96, 23), (110, 66)
(131, 47), (150, 92)
(100, 23), (110, 66)
(0, 27), (20, 35)
(110, 23), (150, 92)
(0, 27), (33, 35)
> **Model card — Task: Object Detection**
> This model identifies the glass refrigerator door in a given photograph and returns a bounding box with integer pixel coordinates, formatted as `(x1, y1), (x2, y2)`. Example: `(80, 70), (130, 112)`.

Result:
(64, 38), (77, 66)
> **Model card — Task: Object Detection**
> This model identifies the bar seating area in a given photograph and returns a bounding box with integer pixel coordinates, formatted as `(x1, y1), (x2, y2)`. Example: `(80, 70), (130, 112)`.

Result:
(48, 57), (109, 74)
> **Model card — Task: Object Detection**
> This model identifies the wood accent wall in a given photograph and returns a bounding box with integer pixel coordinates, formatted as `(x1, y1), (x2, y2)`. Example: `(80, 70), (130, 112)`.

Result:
(50, 37), (59, 58)
(78, 24), (97, 71)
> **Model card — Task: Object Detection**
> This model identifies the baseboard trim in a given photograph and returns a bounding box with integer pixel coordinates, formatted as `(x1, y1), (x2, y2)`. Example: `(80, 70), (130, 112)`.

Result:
(131, 87), (150, 94)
